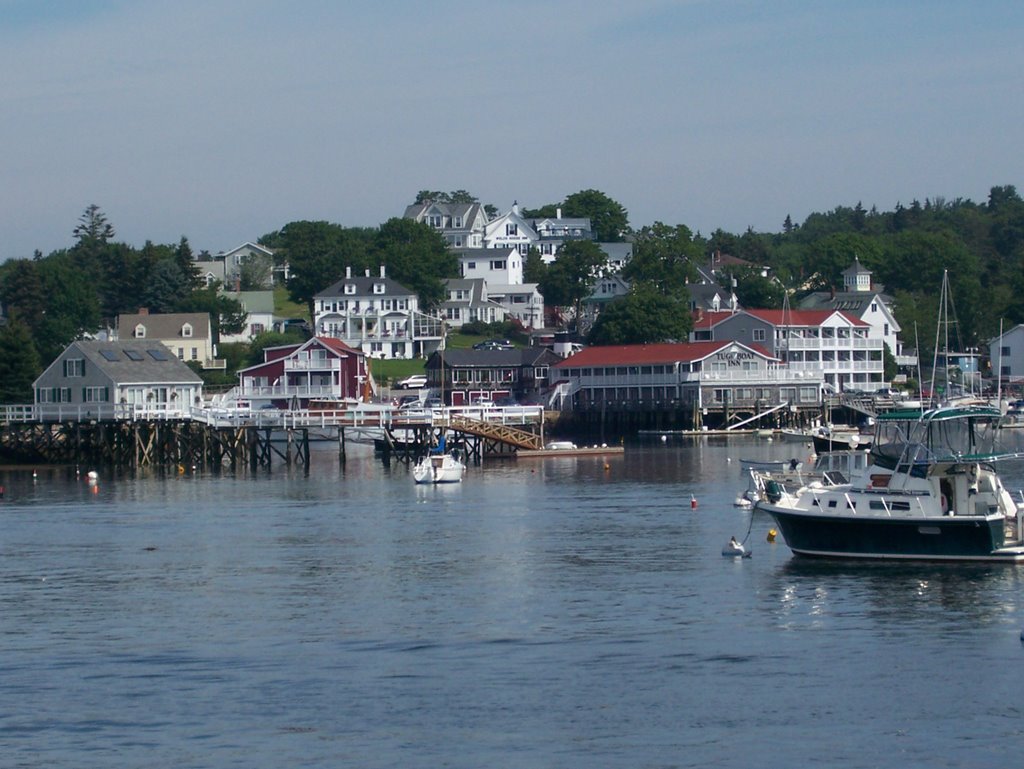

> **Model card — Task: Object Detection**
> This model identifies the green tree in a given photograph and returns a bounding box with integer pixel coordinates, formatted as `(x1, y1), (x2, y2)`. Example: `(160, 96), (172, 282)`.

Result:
(371, 217), (457, 312)
(624, 222), (700, 296)
(178, 283), (247, 344)
(523, 247), (547, 284)
(540, 241), (608, 327)
(266, 221), (371, 320)
(587, 285), (692, 345)
(562, 189), (629, 242)
(174, 237), (203, 293)
(0, 259), (47, 330)
(0, 320), (41, 402)
(720, 266), (785, 309)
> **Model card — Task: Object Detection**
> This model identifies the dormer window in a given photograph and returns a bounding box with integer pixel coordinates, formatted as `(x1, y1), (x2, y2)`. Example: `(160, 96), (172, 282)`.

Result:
(182, 323), (193, 338)
(134, 324), (146, 338)
(344, 284), (356, 295)
(374, 283), (385, 294)
(453, 216), (463, 228)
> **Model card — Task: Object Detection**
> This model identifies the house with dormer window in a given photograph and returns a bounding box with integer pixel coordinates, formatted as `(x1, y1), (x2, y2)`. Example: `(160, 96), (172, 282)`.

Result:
(439, 279), (507, 328)
(34, 339), (203, 419)
(314, 266), (443, 359)
(528, 208), (594, 263)
(116, 310), (224, 370)
(404, 200), (489, 249)
(483, 203), (538, 256)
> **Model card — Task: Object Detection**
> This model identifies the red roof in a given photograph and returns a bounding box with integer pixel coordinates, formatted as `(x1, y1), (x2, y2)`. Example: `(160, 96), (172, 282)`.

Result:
(316, 336), (364, 356)
(553, 341), (775, 367)
(692, 309), (866, 329)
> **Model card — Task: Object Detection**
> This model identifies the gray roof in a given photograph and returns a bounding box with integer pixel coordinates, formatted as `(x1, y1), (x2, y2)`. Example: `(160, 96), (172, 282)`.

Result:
(426, 347), (560, 369)
(67, 340), (203, 384)
(117, 312), (211, 339)
(798, 290), (893, 312)
(316, 274), (414, 298)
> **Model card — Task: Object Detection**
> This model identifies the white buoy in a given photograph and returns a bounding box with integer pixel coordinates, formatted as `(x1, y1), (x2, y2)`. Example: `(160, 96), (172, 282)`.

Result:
(87, 470), (98, 481)
(661, 435), (667, 442)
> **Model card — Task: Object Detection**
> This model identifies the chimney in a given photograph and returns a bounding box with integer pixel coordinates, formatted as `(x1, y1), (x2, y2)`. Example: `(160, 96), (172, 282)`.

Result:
(512, 200), (519, 215)
(345, 266), (351, 279)
(379, 265), (386, 278)
(556, 207), (562, 219)
(365, 268), (370, 277)
(138, 307), (149, 316)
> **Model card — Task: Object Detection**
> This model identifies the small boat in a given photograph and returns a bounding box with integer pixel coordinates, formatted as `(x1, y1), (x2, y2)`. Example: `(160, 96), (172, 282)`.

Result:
(753, 405), (1024, 562)
(740, 457), (802, 472)
(811, 427), (871, 454)
(544, 440), (578, 451)
(722, 537), (751, 557)
(412, 437), (466, 484)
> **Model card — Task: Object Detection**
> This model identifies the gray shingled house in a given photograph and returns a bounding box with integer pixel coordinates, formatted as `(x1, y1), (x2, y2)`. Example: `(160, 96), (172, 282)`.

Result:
(33, 340), (204, 419)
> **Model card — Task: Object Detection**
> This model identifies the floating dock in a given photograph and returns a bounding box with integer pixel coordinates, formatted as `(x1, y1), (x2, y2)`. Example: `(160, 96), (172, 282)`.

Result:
(517, 446), (625, 458)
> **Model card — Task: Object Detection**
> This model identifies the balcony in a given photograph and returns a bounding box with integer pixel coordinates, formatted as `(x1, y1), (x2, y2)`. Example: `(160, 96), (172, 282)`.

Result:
(284, 358), (343, 372)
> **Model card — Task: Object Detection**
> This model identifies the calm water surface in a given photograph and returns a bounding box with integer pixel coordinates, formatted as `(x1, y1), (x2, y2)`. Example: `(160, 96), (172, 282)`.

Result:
(3, 436), (1024, 768)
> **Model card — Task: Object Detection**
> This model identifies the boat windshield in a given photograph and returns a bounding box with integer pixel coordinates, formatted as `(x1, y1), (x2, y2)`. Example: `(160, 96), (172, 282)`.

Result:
(873, 406), (1003, 461)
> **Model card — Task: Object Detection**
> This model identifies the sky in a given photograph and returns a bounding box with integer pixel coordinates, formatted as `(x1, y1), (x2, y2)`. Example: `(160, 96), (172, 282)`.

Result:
(2, 0), (1022, 261)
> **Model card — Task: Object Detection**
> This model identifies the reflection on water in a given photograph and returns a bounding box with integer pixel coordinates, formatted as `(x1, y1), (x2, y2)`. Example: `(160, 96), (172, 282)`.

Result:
(2, 438), (1024, 768)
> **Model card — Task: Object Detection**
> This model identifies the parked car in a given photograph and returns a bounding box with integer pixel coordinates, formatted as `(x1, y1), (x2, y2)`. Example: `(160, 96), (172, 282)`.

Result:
(473, 339), (514, 351)
(395, 374), (427, 389)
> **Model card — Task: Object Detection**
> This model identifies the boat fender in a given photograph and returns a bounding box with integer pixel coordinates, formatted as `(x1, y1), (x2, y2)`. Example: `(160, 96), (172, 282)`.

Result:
(940, 494), (949, 515)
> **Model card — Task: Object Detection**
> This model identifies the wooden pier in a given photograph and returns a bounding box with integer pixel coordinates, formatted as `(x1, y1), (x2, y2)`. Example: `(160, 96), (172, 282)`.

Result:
(0, 403), (548, 470)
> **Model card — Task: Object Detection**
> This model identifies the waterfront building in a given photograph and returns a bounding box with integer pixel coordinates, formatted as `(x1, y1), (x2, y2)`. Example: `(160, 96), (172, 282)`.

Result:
(691, 308), (884, 393)
(233, 336), (369, 408)
(34, 339), (203, 419)
(551, 341), (822, 420)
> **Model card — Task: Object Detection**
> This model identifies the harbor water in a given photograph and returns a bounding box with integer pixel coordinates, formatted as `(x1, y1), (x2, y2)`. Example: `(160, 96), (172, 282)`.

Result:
(3, 436), (1024, 768)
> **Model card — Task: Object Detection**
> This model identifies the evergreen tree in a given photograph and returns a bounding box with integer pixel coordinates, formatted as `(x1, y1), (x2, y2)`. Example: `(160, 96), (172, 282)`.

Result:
(0, 320), (42, 402)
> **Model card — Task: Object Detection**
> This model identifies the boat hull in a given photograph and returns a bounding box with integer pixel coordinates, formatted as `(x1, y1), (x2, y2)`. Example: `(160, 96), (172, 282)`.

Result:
(759, 505), (1022, 562)
(412, 455), (466, 484)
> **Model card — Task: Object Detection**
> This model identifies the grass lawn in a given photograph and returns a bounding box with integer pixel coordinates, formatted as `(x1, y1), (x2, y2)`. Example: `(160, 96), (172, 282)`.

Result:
(273, 285), (309, 320)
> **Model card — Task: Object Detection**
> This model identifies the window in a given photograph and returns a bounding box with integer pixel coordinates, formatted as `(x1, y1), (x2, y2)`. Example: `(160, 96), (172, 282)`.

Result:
(753, 329), (766, 342)
(134, 324), (146, 338)
(83, 386), (109, 403)
(453, 216), (463, 228)
(344, 284), (356, 295)
(124, 350), (144, 361)
(191, 348), (198, 360)
(147, 348), (170, 361)
(428, 215), (442, 227)
(177, 348), (184, 360)
(1002, 346), (1011, 356)
(182, 324), (193, 338)
(490, 260), (506, 270)
(99, 350), (119, 362)
(64, 358), (85, 377)
(374, 283), (385, 294)
(505, 224), (518, 236)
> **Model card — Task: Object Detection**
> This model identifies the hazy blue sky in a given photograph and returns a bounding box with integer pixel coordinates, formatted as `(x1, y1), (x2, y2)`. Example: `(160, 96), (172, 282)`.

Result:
(2, 0), (1022, 261)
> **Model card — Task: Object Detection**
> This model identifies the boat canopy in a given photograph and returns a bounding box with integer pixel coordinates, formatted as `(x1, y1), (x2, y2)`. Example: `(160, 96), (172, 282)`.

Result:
(872, 405), (1009, 463)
